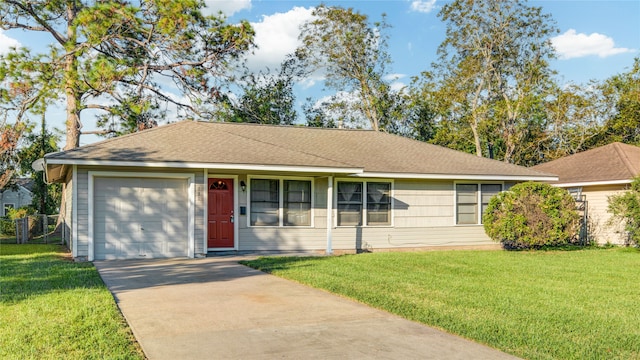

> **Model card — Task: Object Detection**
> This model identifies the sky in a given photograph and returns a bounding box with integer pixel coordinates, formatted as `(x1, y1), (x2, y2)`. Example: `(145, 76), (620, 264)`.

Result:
(1, 0), (639, 146)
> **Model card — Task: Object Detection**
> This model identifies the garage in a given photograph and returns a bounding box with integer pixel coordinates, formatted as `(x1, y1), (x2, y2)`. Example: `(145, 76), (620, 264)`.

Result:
(93, 177), (189, 260)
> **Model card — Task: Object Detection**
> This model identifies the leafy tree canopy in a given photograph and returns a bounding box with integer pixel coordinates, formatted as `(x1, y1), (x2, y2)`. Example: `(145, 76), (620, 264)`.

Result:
(296, 4), (402, 131)
(0, 0), (255, 149)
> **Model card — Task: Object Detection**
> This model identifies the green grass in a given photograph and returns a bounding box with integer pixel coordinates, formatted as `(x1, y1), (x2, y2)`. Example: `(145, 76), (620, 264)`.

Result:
(0, 244), (144, 359)
(242, 248), (640, 360)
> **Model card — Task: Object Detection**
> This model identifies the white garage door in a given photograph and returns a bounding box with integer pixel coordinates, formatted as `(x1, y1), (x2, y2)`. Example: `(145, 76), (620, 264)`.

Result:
(93, 177), (188, 260)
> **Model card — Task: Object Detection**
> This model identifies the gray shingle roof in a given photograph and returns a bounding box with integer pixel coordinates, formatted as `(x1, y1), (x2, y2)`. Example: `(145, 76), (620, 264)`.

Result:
(532, 142), (640, 185)
(45, 120), (554, 179)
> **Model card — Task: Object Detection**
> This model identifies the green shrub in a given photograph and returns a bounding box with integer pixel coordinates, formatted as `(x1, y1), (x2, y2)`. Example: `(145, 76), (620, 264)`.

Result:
(0, 217), (14, 236)
(608, 177), (640, 246)
(483, 182), (580, 249)
(6, 206), (36, 220)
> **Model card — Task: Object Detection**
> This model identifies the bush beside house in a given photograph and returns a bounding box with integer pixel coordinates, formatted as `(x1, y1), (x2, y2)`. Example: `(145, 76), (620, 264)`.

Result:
(483, 182), (580, 249)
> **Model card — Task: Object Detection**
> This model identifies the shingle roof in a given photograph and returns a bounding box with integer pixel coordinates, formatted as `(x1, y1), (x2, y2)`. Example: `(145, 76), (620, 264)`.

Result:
(45, 120), (554, 179)
(532, 142), (640, 185)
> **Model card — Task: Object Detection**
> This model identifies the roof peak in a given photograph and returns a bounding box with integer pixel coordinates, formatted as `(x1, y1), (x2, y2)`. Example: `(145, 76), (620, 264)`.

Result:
(612, 142), (640, 175)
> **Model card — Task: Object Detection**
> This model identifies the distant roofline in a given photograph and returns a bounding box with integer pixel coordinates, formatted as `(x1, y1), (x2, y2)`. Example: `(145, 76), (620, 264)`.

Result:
(550, 179), (632, 188)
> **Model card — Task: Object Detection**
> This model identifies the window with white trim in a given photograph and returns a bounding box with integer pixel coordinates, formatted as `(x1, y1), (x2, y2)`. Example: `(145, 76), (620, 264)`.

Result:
(337, 181), (392, 226)
(367, 182), (391, 226)
(284, 180), (311, 226)
(250, 178), (312, 227)
(456, 183), (502, 225)
(250, 179), (279, 226)
(3, 203), (15, 216)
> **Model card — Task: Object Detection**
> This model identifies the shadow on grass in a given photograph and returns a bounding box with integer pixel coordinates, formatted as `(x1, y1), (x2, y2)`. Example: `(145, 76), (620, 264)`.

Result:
(0, 245), (104, 304)
(240, 255), (340, 273)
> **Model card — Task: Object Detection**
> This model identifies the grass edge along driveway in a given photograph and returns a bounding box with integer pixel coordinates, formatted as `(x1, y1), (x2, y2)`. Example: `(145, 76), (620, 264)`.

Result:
(0, 244), (144, 359)
(242, 248), (640, 360)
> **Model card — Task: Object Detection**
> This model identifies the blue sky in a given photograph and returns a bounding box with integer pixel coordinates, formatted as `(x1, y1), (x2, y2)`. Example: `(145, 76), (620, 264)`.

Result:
(1, 0), (638, 145)
(222, 0), (639, 86)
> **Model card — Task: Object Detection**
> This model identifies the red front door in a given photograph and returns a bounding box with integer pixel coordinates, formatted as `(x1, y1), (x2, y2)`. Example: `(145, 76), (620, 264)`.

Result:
(208, 178), (234, 248)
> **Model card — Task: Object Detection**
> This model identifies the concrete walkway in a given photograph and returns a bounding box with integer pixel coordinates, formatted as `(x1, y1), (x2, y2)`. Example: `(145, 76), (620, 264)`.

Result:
(95, 257), (519, 360)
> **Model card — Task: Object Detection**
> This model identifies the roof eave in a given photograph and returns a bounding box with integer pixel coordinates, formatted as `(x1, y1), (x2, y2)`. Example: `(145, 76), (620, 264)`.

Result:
(348, 172), (559, 182)
(44, 158), (364, 175)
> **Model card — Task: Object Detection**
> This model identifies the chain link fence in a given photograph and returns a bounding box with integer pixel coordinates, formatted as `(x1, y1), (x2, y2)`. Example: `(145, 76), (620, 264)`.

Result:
(0, 215), (63, 244)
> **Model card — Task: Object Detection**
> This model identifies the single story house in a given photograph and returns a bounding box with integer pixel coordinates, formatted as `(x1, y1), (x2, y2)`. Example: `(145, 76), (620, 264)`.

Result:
(532, 142), (640, 245)
(1, 179), (34, 216)
(43, 121), (556, 261)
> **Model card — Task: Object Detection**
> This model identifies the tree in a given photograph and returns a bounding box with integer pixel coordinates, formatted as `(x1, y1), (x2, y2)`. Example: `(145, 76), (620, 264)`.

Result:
(598, 57), (640, 146)
(296, 5), (399, 131)
(18, 115), (61, 214)
(608, 177), (640, 246)
(0, 0), (255, 150)
(433, 0), (557, 163)
(0, 52), (43, 188)
(0, 117), (28, 189)
(540, 83), (605, 161)
(223, 58), (300, 125)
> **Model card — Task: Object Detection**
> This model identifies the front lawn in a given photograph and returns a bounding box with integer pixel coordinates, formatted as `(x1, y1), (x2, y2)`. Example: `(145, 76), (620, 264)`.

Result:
(0, 244), (144, 359)
(242, 248), (640, 360)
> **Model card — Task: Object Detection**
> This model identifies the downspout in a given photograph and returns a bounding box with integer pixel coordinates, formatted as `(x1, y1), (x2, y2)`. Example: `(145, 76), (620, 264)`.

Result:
(326, 176), (333, 255)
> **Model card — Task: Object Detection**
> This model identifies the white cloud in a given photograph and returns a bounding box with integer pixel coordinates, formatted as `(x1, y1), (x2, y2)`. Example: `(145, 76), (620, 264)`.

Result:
(551, 29), (634, 60)
(203, 0), (251, 16)
(410, 0), (437, 13)
(246, 7), (314, 71)
(383, 73), (406, 82)
(0, 30), (20, 55)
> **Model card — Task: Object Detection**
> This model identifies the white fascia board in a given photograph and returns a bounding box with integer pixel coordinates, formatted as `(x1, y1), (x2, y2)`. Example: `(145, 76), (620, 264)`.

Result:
(45, 159), (363, 175)
(349, 172), (559, 182)
(551, 179), (632, 188)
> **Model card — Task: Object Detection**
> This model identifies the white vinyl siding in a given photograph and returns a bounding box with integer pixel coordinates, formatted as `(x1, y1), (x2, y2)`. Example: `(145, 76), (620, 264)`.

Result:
(579, 184), (628, 245)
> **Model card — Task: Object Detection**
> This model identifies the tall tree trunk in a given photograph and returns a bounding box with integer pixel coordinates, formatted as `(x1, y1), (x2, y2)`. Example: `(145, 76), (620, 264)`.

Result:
(64, 1), (80, 151)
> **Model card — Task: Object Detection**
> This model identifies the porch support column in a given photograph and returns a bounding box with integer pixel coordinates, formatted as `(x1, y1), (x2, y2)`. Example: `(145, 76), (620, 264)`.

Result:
(326, 175), (333, 255)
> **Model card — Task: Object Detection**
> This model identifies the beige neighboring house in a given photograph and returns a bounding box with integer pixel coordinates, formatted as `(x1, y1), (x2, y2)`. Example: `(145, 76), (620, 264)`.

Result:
(42, 121), (555, 261)
(532, 142), (640, 245)
(0, 179), (34, 216)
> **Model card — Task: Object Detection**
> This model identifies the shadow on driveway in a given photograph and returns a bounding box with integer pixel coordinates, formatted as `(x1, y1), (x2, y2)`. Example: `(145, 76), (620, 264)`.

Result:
(95, 257), (520, 360)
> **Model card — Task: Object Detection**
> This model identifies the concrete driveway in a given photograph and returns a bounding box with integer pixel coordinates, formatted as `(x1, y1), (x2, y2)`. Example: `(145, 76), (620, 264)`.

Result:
(95, 257), (519, 360)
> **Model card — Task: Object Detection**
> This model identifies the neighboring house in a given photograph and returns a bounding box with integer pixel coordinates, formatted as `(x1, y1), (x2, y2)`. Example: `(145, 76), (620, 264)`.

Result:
(532, 142), (640, 245)
(0, 179), (34, 216)
(42, 121), (556, 261)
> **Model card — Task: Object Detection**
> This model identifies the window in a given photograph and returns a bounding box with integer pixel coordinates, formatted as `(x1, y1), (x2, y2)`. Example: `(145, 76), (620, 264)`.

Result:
(337, 181), (392, 226)
(456, 183), (502, 225)
(337, 182), (363, 226)
(456, 184), (478, 225)
(250, 179), (279, 226)
(481, 184), (501, 216)
(367, 182), (391, 226)
(284, 180), (311, 226)
(250, 178), (312, 227)
(3, 203), (14, 216)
